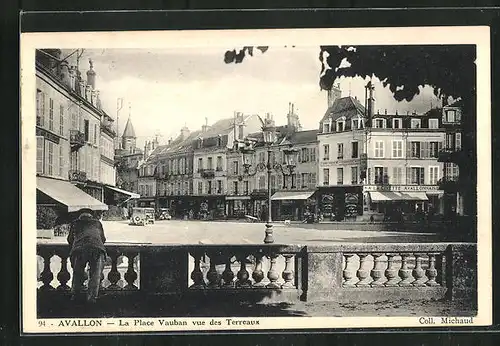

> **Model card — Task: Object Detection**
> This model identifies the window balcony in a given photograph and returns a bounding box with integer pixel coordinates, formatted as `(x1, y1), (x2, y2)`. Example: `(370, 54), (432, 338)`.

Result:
(200, 169), (215, 179)
(69, 130), (85, 151)
(68, 170), (87, 182)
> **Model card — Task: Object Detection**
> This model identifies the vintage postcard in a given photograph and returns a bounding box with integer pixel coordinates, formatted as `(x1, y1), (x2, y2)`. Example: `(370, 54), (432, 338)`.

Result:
(20, 27), (491, 333)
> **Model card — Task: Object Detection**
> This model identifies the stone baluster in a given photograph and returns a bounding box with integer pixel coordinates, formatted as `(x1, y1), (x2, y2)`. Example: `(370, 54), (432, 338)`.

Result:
(39, 250), (54, 291)
(123, 252), (139, 290)
(56, 253), (71, 290)
(281, 254), (294, 288)
(236, 254), (251, 288)
(190, 250), (206, 289)
(426, 253), (440, 287)
(384, 253), (400, 286)
(221, 253), (235, 287)
(398, 253), (414, 286)
(207, 251), (222, 288)
(266, 253), (280, 289)
(107, 252), (122, 290)
(412, 253), (428, 286)
(252, 252), (265, 288)
(343, 254), (357, 287)
(370, 253), (386, 287)
(356, 253), (371, 287)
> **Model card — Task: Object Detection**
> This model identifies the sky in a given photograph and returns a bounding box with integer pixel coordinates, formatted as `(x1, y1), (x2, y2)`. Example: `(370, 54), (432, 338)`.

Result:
(72, 47), (442, 149)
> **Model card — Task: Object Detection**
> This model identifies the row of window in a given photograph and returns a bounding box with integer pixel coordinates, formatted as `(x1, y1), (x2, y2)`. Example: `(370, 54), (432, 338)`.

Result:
(37, 89), (100, 146)
(321, 116), (444, 133)
(321, 135), (461, 161)
(321, 165), (457, 186)
(197, 156), (224, 172)
(323, 141), (359, 160)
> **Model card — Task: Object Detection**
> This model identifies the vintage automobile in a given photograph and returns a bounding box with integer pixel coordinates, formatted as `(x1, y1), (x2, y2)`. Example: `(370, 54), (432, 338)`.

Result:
(129, 207), (155, 226)
(156, 208), (172, 220)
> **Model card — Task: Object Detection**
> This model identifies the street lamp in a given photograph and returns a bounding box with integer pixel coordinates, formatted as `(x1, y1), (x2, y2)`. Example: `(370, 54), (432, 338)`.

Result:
(238, 123), (298, 244)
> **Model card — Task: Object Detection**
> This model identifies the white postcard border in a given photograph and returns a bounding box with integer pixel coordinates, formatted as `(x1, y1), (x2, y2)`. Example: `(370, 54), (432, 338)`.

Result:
(20, 26), (492, 333)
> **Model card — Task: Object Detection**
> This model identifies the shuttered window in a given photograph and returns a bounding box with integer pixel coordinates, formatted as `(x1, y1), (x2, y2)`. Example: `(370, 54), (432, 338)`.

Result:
(36, 136), (44, 174)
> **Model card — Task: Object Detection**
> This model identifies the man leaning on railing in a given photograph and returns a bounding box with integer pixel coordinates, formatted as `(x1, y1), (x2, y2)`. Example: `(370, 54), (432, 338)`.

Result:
(67, 208), (107, 304)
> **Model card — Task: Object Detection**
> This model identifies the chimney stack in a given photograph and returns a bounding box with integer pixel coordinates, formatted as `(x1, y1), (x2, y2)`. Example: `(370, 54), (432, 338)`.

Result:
(365, 81), (375, 120)
(86, 58), (96, 90)
(180, 125), (190, 140)
(202, 117), (210, 132)
(327, 84), (342, 108)
(60, 60), (71, 88)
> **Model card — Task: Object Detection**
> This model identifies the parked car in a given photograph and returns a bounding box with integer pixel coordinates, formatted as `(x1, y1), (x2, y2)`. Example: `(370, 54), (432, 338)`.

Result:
(156, 208), (172, 220)
(129, 207), (155, 226)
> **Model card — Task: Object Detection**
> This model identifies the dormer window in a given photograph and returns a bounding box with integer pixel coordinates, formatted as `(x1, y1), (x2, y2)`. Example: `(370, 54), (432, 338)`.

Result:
(428, 118), (439, 129)
(411, 118), (421, 129)
(322, 120), (331, 133)
(373, 118), (386, 129)
(392, 118), (402, 129)
(217, 135), (222, 146)
(336, 118), (346, 132)
(443, 108), (461, 124)
(351, 116), (362, 130)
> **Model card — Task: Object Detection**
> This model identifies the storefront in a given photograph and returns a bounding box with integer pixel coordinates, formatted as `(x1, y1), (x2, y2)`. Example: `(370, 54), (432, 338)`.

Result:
(271, 191), (316, 221)
(250, 190), (268, 221)
(226, 195), (252, 218)
(317, 186), (363, 221)
(363, 185), (444, 221)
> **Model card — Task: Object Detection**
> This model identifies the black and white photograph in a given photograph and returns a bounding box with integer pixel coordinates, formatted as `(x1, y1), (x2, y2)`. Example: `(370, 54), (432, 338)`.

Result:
(20, 27), (491, 333)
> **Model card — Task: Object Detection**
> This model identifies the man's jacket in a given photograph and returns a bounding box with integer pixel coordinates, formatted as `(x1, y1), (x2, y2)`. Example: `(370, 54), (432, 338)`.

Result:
(67, 213), (106, 256)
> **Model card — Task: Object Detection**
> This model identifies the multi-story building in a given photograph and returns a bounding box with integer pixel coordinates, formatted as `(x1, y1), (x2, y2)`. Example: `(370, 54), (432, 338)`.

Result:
(317, 83), (446, 221)
(35, 49), (119, 217)
(228, 105), (318, 221)
(436, 101), (464, 217)
(192, 113), (263, 218)
(155, 127), (200, 217)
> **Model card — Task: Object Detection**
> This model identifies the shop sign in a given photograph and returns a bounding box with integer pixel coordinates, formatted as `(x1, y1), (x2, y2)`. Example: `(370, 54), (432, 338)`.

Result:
(36, 127), (60, 144)
(363, 185), (440, 192)
(319, 158), (361, 167)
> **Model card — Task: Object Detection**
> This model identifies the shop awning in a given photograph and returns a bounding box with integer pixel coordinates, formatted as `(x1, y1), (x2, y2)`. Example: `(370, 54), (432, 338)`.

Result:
(37, 177), (108, 212)
(404, 192), (429, 201)
(271, 191), (315, 201)
(104, 185), (140, 199)
(226, 195), (251, 200)
(369, 191), (429, 202)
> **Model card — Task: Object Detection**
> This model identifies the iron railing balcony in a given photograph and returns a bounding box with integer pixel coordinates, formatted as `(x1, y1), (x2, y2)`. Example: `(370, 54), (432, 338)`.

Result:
(68, 170), (87, 182)
(200, 169), (215, 178)
(69, 130), (85, 150)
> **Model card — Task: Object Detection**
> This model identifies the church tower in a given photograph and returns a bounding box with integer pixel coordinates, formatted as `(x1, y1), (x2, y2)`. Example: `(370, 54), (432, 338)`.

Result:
(122, 106), (137, 153)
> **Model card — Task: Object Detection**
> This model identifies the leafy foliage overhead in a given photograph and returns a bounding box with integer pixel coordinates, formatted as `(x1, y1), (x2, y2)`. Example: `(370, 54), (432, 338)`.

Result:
(224, 45), (476, 105)
(319, 45), (476, 104)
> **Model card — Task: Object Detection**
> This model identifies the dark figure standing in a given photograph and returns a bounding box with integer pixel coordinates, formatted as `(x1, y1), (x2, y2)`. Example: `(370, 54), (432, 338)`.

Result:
(67, 209), (107, 303)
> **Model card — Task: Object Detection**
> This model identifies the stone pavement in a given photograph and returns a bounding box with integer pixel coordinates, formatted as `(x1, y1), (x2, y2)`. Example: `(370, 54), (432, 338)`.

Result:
(39, 219), (457, 246)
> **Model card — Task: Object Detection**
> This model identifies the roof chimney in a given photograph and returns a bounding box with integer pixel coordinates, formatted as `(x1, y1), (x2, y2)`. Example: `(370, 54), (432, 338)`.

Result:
(202, 117), (210, 132)
(86, 58), (96, 90)
(327, 84), (342, 108)
(365, 81), (375, 119)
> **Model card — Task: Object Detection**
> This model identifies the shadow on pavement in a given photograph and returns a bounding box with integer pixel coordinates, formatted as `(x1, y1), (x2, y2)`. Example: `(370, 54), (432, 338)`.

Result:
(37, 293), (309, 319)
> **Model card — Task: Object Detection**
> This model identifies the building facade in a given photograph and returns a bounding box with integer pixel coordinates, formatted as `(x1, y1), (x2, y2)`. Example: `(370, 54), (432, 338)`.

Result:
(36, 49), (117, 219)
(191, 113), (263, 219)
(317, 84), (447, 222)
(437, 102), (464, 217)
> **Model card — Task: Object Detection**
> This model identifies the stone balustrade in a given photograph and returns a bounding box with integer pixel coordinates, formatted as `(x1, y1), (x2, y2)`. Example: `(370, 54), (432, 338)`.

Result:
(36, 242), (476, 312)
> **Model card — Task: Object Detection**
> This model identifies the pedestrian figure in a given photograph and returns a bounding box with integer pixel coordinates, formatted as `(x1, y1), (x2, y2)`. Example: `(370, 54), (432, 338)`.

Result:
(67, 209), (107, 303)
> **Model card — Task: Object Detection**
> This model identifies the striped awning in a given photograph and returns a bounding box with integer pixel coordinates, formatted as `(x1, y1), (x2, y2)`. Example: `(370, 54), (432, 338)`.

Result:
(369, 191), (429, 202)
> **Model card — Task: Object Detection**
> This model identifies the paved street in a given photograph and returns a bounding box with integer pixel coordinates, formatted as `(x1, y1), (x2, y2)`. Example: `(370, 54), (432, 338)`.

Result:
(38, 219), (454, 245)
